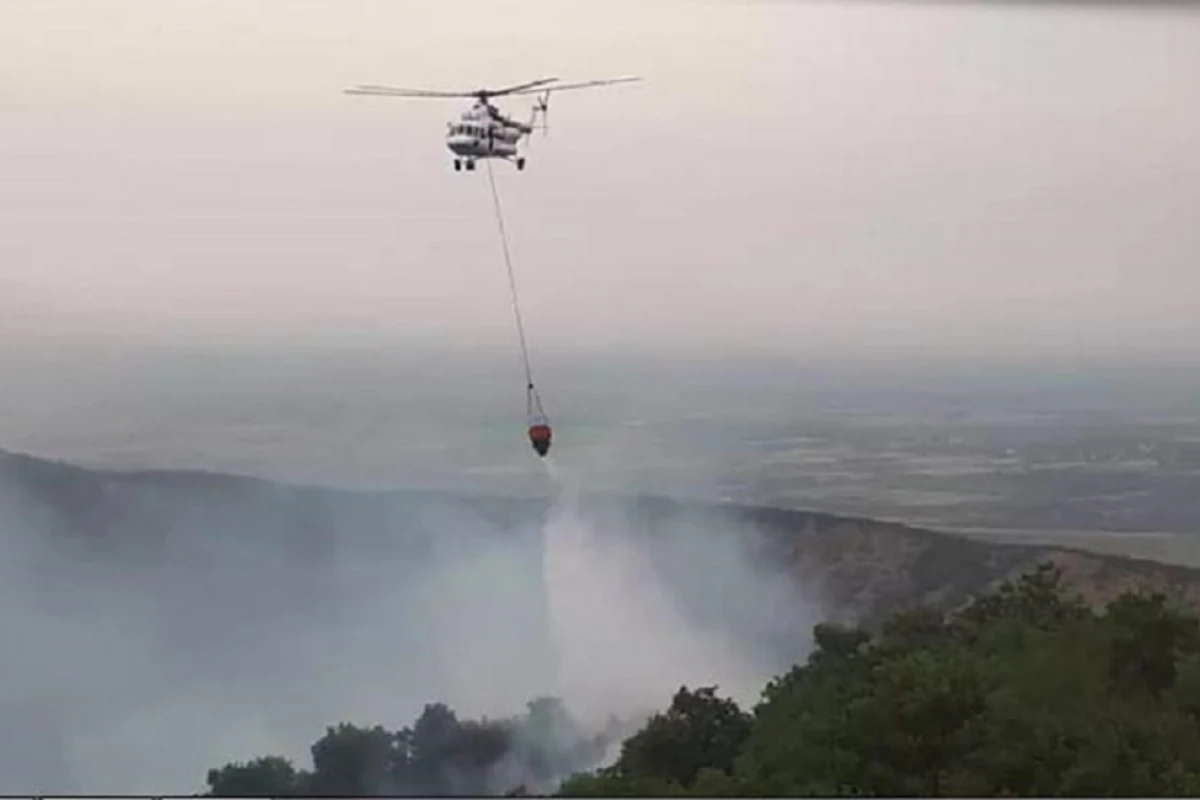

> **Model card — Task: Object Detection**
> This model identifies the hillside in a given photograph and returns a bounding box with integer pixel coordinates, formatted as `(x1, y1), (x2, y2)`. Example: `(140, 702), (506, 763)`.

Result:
(4, 446), (1200, 627)
(6, 445), (1200, 793)
(553, 562), (1200, 797)
(735, 502), (1200, 625)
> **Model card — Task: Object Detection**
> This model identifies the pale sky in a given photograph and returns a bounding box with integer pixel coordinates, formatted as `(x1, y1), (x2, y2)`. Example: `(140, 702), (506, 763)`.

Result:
(1, 0), (1198, 360)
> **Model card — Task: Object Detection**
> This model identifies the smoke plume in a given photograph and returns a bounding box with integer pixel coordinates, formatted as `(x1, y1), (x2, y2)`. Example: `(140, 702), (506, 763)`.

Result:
(0, 450), (819, 794)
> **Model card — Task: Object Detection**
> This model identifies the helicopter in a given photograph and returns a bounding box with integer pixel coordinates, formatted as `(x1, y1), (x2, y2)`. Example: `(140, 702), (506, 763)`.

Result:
(343, 76), (641, 172)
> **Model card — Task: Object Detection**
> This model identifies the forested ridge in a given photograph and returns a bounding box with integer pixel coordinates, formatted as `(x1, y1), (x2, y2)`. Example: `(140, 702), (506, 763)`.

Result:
(204, 562), (1200, 796)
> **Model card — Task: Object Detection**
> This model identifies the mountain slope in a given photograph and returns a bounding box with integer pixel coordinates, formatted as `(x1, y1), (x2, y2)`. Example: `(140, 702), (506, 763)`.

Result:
(4, 446), (1199, 624)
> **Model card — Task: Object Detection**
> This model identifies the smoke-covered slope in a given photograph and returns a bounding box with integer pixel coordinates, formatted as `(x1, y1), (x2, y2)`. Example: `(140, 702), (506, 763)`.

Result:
(2, 447), (1199, 794)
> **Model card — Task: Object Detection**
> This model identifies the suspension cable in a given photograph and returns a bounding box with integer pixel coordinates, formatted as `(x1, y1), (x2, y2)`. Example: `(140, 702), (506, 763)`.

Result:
(485, 159), (535, 391)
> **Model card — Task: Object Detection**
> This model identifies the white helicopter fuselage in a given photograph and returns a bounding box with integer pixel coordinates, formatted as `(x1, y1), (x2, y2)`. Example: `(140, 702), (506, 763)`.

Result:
(445, 102), (533, 169)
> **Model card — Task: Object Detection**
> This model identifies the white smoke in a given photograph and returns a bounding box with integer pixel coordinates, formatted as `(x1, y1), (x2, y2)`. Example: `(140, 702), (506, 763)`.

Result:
(0, 450), (820, 794)
(540, 459), (773, 731)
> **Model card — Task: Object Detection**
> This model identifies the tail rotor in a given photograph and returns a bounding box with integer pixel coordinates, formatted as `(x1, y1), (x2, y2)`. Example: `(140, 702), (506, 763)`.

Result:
(535, 90), (550, 137)
(522, 91), (550, 153)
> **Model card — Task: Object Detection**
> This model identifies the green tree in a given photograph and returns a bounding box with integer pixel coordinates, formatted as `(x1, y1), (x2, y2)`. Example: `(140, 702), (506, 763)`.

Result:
(1106, 591), (1200, 698)
(559, 686), (751, 795)
(556, 563), (1200, 796)
(611, 686), (751, 788)
(956, 562), (1087, 634)
(558, 769), (688, 797)
(509, 696), (610, 791)
(740, 642), (987, 796)
(206, 755), (305, 796)
(201, 563), (1200, 798)
(203, 695), (630, 797)
(308, 722), (401, 795)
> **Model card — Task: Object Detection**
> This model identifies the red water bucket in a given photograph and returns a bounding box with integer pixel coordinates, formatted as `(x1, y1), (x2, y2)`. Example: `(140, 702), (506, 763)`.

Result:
(528, 424), (552, 456)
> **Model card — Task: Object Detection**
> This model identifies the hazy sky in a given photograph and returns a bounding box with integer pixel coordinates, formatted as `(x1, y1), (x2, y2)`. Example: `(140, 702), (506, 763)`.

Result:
(1, 0), (1198, 360)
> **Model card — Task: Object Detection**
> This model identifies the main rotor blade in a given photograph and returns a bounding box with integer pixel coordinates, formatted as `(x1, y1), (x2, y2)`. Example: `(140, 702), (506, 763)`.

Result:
(343, 77), (560, 99)
(485, 77), (561, 97)
(343, 76), (633, 102)
(508, 76), (642, 96)
(343, 85), (477, 98)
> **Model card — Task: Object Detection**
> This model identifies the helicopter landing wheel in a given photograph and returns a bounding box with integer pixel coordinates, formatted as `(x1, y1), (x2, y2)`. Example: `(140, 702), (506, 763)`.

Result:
(453, 159), (462, 171)
(516, 157), (526, 171)
(466, 159), (476, 171)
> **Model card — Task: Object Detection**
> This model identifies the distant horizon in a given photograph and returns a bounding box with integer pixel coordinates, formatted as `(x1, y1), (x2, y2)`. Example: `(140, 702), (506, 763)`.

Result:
(3, 328), (1200, 373)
